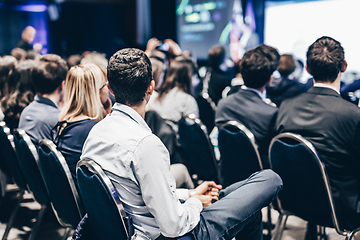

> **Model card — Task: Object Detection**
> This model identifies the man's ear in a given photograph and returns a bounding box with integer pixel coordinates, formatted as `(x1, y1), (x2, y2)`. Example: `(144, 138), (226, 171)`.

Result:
(305, 64), (310, 74)
(59, 80), (65, 92)
(107, 82), (115, 96)
(341, 60), (347, 73)
(146, 80), (155, 96)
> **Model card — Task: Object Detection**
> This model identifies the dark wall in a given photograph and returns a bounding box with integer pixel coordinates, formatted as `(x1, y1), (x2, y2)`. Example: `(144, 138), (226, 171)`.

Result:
(150, 0), (176, 42)
(48, 1), (136, 59)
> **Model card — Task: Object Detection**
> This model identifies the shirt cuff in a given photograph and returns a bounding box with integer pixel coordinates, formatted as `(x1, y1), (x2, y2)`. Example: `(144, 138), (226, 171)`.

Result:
(184, 197), (203, 212)
(176, 188), (190, 201)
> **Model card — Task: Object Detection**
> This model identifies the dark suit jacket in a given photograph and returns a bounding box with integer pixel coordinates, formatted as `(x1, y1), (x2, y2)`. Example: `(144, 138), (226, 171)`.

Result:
(266, 76), (308, 107)
(276, 86), (360, 218)
(215, 88), (278, 168)
(208, 69), (232, 105)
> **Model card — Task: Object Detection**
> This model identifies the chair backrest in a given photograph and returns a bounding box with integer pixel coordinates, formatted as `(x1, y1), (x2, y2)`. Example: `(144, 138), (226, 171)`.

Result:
(13, 128), (50, 205)
(178, 114), (219, 184)
(195, 94), (215, 134)
(76, 159), (129, 240)
(218, 121), (262, 187)
(0, 122), (27, 189)
(38, 139), (84, 228)
(269, 132), (344, 233)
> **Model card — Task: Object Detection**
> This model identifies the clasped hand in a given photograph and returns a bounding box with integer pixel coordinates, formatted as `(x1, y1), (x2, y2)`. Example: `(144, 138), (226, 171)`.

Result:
(192, 181), (222, 209)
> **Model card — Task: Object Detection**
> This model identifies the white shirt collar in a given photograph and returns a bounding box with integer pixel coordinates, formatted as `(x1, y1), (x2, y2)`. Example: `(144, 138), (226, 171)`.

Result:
(241, 85), (267, 102)
(313, 83), (340, 95)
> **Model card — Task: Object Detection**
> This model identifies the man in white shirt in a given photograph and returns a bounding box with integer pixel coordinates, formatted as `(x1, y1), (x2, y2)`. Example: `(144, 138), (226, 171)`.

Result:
(81, 48), (282, 240)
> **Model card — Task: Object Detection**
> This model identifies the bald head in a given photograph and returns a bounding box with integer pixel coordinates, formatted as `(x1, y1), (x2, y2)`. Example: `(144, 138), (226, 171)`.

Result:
(22, 26), (36, 44)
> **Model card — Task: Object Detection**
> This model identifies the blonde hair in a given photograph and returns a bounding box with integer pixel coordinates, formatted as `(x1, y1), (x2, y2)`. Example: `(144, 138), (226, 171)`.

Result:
(59, 63), (106, 124)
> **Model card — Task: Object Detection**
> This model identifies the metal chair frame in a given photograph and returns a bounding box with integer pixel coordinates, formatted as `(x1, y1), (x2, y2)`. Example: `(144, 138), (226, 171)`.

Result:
(269, 132), (360, 240)
(13, 129), (71, 240)
(38, 139), (86, 238)
(77, 158), (129, 238)
(1, 122), (27, 240)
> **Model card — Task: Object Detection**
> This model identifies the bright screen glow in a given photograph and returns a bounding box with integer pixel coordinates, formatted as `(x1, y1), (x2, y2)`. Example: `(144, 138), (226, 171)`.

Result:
(264, 0), (360, 78)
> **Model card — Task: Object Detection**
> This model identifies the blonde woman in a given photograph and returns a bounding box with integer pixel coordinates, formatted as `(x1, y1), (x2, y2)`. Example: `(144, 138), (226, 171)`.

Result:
(54, 63), (111, 178)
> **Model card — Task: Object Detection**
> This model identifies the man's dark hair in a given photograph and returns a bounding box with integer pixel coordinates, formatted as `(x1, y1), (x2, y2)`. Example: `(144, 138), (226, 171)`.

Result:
(278, 54), (296, 77)
(208, 45), (226, 69)
(31, 54), (68, 94)
(241, 44), (280, 89)
(306, 36), (344, 83)
(107, 48), (152, 106)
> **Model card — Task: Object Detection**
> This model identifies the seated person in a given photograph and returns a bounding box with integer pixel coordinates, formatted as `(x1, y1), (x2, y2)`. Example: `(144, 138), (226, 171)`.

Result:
(276, 36), (360, 230)
(19, 54), (68, 145)
(1, 60), (37, 132)
(54, 63), (111, 179)
(266, 54), (308, 107)
(147, 56), (199, 132)
(81, 48), (283, 240)
(216, 44), (280, 169)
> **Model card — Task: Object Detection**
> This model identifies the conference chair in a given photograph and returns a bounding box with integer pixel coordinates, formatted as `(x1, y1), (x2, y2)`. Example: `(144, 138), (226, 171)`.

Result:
(38, 139), (85, 239)
(218, 121), (262, 187)
(13, 129), (50, 240)
(269, 132), (360, 240)
(0, 122), (28, 240)
(218, 120), (273, 237)
(76, 159), (194, 240)
(178, 114), (220, 186)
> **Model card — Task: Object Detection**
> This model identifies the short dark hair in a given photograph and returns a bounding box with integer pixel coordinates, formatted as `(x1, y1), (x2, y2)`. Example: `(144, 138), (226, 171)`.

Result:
(306, 36), (344, 83)
(208, 45), (226, 69)
(278, 54), (296, 77)
(107, 48), (152, 106)
(241, 44), (280, 89)
(31, 54), (68, 94)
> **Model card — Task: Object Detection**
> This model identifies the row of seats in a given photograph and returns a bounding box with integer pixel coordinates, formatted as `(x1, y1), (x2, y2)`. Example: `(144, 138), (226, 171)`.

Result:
(177, 115), (360, 239)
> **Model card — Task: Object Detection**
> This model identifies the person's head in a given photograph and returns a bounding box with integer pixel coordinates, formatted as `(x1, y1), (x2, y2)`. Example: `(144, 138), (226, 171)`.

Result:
(278, 54), (296, 77)
(80, 51), (108, 69)
(208, 45), (226, 69)
(11, 48), (27, 61)
(25, 50), (41, 61)
(306, 36), (346, 83)
(234, 59), (242, 76)
(31, 54), (68, 95)
(0, 56), (17, 98)
(22, 26), (36, 44)
(150, 57), (165, 90)
(59, 63), (107, 122)
(66, 54), (82, 68)
(240, 44), (280, 89)
(107, 48), (152, 106)
(158, 56), (193, 100)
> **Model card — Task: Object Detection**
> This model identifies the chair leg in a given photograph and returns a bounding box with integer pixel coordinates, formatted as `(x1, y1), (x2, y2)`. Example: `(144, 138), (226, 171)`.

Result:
(267, 205), (273, 238)
(61, 227), (71, 240)
(271, 213), (288, 240)
(28, 205), (47, 240)
(316, 226), (327, 240)
(1, 189), (25, 240)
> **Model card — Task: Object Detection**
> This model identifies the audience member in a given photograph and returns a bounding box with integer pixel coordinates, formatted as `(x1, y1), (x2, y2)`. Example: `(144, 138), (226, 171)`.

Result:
(215, 44), (280, 168)
(54, 63), (109, 179)
(206, 45), (233, 105)
(1, 60), (36, 131)
(17, 26), (36, 51)
(222, 59), (244, 96)
(147, 56), (199, 132)
(11, 48), (26, 61)
(146, 56), (165, 110)
(266, 54), (308, 106)
(25, 50), (41, 61)
(66, 54), (83, 68)
(19, 54), (68, 144)
(0, 56), (17, 99)
(276, 36), (360, 231)
(80, 51), (108, 69)
(80, 47), (282, 240)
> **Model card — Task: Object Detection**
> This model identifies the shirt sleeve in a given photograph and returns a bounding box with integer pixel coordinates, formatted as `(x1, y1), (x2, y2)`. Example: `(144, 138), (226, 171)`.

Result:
(133, 134), (202, 238)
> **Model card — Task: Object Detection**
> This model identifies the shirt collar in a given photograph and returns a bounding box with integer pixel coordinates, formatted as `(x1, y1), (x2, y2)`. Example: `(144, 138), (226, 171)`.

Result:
(35, 95), (59, 108)
(241, 85), (267, 102)
(112, 103), (151, 132)
(313, 83), (340, 95)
